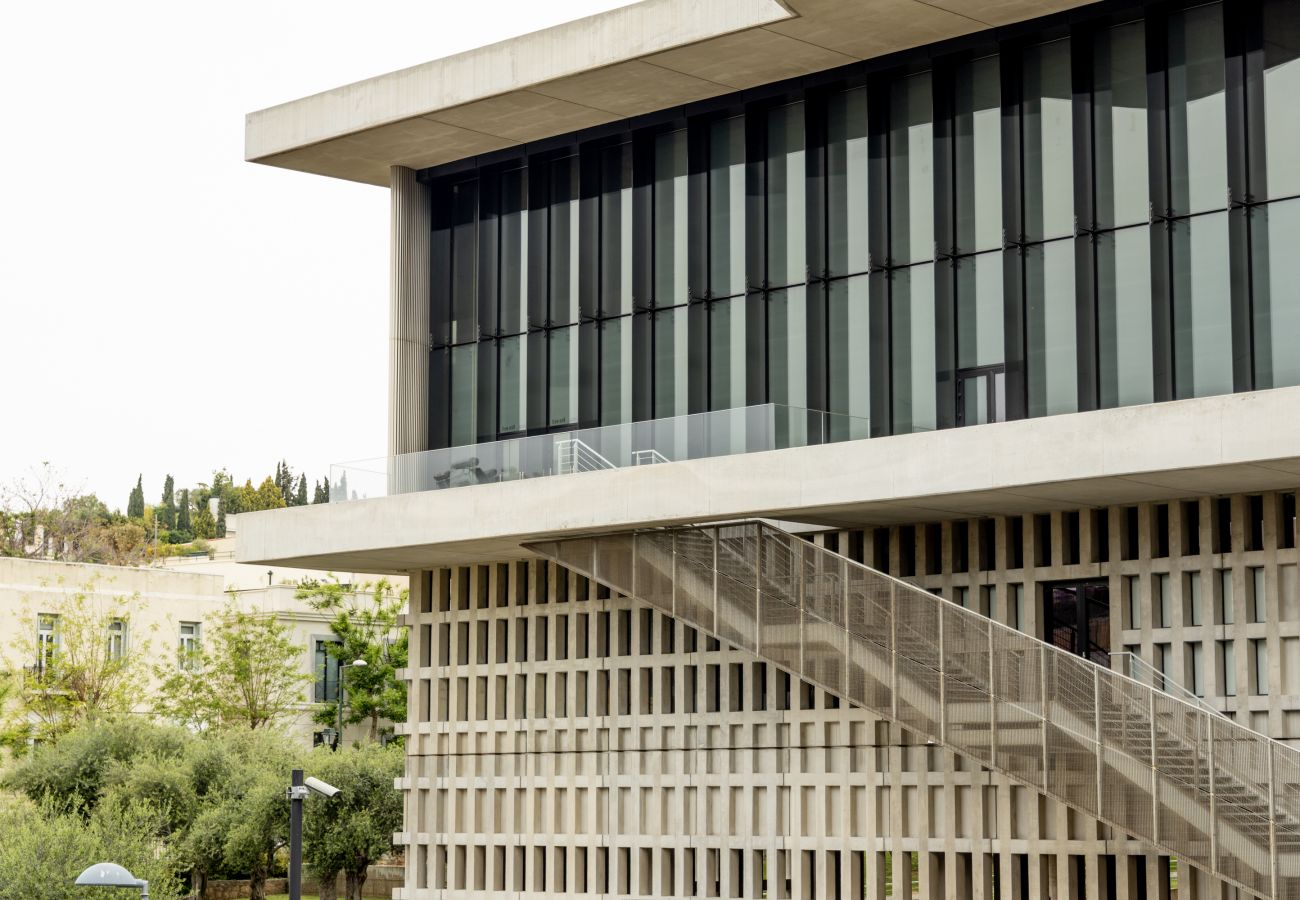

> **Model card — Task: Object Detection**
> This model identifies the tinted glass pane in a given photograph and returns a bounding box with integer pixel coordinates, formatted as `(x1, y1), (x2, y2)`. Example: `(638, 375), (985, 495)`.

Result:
(954, 56), (1003, 253)
(653, 306), (689, 418)
(498, 335), (527, 435)
(956, 252), (1004, 370)
(1093, 20), (1150, 229)
(1026, 239), (1079, 417)
(767, 103), (806, 288)
(828, 276), (871, 427)
(1262, 0), (1300, 200)
(450, 344), (477, 446)
(709, 116), (747, 297)
(451, 181), (478, 344)
(1023, 39), (1075, 241)
(1167, 4), (1227, 215)
(891, 264), (937, 433)
(548, 326), (579, 427)
(600, 144), (633, 317)
(549, 156), (580, 325)
(654, 130), (689, 306)
(709, 296), (750, 410)
(1171, 211), (1233, 399)
(826, 86), (870, 276)
(499, 169), (528, 334)
(1097, 227), (1155, 408)
(1251, 199), (1300, 389)
(767, 287), (807, 408)
(890, 72), (934, 265)
(600, 317), (632, 425)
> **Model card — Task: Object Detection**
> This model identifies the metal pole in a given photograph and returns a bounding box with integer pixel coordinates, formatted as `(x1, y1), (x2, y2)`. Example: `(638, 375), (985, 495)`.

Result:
(1206, 711), (1218, 877)
(1093, 667), (1104, 818)
(1269, 743), (1279, 900)
(139, 881), (149, 900)
(288, 769), (305, 900)
(337, 669), (345, 751)
(938, 610), (947, 745)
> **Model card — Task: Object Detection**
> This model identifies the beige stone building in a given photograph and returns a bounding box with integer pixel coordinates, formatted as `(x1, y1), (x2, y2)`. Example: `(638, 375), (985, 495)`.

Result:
(239, 0), (1300, 896)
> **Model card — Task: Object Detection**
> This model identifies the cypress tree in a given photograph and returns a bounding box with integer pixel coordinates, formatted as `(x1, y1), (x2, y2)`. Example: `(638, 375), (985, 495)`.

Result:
(160, 475), (176, 530)
(295, 474), (308, 507)
(177, 488), (192, 532)
(127, 475), (145, 519)
(313, 479), (329, 504)
(216, 496), (227, 538)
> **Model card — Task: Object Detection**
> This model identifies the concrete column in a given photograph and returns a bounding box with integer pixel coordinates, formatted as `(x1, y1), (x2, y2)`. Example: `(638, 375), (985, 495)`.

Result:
(388, 165), (432, 460)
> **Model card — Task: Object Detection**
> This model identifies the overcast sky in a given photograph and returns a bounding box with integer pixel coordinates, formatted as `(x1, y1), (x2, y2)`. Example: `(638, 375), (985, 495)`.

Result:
(0, 0), (634, 510)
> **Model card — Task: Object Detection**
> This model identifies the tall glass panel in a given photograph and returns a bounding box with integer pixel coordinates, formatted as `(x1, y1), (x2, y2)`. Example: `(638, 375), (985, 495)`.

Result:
(498, 335), (527, 436)
(1097, 227), (1155, 408)
(890, 72), (934, 265)
(600, 144), (633, 317)
(1251, 199), (1300, 389)
(450, 344), (478, 446)
(1167, 4), (1227, 215)
(451, 180), (478, 344)
(827, 277), (871, 431)
(954, 56), (1003, 253)
(549, 156), (580, 325)
(1262, 0), (1300, 200)
(1026, 240), (1079, 416)
(1093, 20), (1150, 229)
(767, 102), (806, 288)
(956, 252), (1005, 370)
(709, 296), (750, 410)
(600, 317), (632, 425)
(1023, 39), (1076, 242)
(767, 287), (807, 409)
(709, 116), (748, 297)
(548, 326), (579, 427)
(653, 306), (689, 419)
(826, 86), (870, 276)
(1171, 211), (1233, 399)
(499, 169), (528, 335)
(891, 264), (937, 433)
(654, 129), (689, 306)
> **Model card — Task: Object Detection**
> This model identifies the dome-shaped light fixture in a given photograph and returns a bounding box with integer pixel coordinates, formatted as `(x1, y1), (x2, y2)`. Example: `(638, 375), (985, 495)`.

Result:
(75, 862), (148, 898)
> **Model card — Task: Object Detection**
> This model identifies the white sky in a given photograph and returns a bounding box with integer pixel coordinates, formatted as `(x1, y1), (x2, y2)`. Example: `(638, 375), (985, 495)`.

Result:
(0, 0), (635, 510)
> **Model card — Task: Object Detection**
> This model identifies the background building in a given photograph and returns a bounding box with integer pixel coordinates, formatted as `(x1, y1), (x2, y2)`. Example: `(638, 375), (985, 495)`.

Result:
(240, 0), (1300, 897)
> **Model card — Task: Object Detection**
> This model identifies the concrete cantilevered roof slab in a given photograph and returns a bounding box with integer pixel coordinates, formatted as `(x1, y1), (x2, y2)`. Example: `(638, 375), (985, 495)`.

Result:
(245, 0), (1101, 186)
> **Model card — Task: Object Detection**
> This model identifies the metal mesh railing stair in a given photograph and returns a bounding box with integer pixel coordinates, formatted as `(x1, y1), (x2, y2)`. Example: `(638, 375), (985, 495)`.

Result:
(527, 521), (1300, 899)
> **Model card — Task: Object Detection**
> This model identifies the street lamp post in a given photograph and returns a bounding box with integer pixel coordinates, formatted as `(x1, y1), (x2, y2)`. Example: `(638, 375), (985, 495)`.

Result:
(75, 862), (148, 899)
(286, 772), (342, 900)
(335, 658), (367, 750)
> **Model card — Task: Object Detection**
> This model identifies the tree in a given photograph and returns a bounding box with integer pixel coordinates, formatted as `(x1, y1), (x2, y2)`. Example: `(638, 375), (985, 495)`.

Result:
(177, 488), (192, 533)
(4, 585), (151, 744)
(275, 460), (296, 506)
(216, 496), (227, 538)
(127, 473), (145, 519)
(296, 578), (408, 743)
(313, 479), (330, 504)
(295, 474), (309, 507)
(192, 504), (217, 540)
(1, 463), (82, 557)
(154, 602), (312, 731)
(160, 474), (177, 530)
(302, 744), (404, 900)
(254, 477), (286, 511)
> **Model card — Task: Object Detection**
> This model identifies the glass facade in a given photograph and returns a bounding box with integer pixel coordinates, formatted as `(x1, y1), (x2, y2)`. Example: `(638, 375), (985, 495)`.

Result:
(425, 0), (1300, 450)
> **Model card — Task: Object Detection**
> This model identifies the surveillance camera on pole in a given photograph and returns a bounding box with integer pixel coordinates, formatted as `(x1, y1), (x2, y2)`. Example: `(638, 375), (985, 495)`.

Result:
(286, 770), (344, 900)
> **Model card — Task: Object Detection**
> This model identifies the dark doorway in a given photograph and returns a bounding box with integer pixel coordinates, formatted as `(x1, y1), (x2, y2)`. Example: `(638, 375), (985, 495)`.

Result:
(1044, 580), (1111, 665)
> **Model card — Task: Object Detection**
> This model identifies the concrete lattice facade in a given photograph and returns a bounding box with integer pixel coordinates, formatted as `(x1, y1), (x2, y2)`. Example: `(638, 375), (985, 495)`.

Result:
(395, 490), (1298, 899)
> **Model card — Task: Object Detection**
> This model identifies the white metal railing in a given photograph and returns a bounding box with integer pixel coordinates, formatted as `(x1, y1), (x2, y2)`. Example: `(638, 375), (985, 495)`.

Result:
(553, 438), (616, 476)
(1110, 651), (1225, 720)
(528, 521), (1300, 900)
(632, 449), (671, 466)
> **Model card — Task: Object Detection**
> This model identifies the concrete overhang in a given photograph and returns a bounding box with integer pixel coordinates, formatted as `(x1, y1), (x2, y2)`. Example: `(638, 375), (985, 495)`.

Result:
(236, 387), (1300, 574)
(245, 0), (1101, 186)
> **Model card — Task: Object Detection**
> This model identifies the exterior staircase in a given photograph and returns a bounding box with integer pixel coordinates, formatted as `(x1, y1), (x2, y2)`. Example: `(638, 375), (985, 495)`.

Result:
(527, 520), (1300, 900)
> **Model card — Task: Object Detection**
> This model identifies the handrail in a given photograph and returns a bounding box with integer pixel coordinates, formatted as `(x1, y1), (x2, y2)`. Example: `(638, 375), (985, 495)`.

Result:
(553, 438), (616, 475)
(632, 449), (671, 466)
(1110, 650), (1225, 720)
(527, 521), (1300, 900)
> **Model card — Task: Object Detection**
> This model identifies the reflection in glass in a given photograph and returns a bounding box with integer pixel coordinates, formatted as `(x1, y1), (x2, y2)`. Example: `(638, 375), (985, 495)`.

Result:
(709, 297), (751, 411)
(654, 130), (689, 306)
(1023, 39), (1075, 241)
(653, 306), (689, 419)
(1251, 200), (1300, 389)
(1167, 4), (1227, 215)
(710, 116), (747, 297)
(1171, 212), (1233, 399)
(767, 103), (806, 288)
(600, 144), (633, 317)
(826, 87), (870, 276)
(1026, 240), (1079, 417)
(600, 317), (632, 425)
(956, 252), (1005, 370)
(891, 264), (937, 433)
(548, 327), (579, 427)
(451, 180), (478, 344)
(954, 56), (1003, 253)
(499, 169), (528, 334)
(549, 156), (580, 325)
(498, 335), (527, 435)
(828, 277), (871, 431)
(1263, 0), (1300, 200)
(1097, 227), (1154, 408)
(890, 72), (934, 265)
(1093, 20), (1150, 229)
(767, 287), (807, 409)
(450, 344), (477, 446)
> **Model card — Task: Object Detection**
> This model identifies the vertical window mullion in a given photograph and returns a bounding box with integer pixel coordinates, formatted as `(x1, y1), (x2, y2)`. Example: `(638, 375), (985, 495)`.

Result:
(1073, 24), (1100, 413)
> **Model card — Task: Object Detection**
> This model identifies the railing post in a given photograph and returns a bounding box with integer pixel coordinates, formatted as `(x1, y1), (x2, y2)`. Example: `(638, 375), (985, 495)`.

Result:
(938, 610), (947, 745)
(754, 530), (763, 658)
(1206, 710), (1218, 877)
(712, 525), (720, 636)
(1149, 690), (1161, 848)
(797, 541), (806, 678)
(631, 532), (639, 601)
(1094, 667), (1104, 819)
(890, 582), (899, 722)
(671, 530), (678, 619)
(1040, 651), (1051, 791)
(842, 560), (851, 703)
(988, 627), (997, 765)
(1269, 742), (1279, 900)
